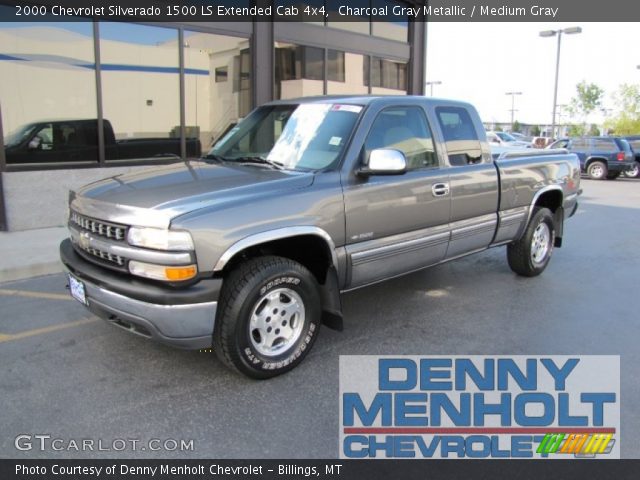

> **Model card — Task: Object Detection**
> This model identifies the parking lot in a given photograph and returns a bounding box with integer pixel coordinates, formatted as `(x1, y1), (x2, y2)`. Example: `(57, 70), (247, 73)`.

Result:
(1, 178), (638, 459)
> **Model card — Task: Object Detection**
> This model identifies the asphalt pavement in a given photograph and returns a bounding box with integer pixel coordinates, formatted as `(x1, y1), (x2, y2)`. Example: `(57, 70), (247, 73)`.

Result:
(0, 178), (638, 459)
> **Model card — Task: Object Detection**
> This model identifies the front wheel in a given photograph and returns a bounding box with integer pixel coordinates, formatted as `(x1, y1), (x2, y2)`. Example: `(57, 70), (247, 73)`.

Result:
(507, 207), (555, 277)
(587, 161), (607, 180)
(213, 256), (322, 379)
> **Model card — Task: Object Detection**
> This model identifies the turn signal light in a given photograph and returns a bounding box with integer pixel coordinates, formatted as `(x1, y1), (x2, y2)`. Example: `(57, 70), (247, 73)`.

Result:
(129, 260), (198, 282)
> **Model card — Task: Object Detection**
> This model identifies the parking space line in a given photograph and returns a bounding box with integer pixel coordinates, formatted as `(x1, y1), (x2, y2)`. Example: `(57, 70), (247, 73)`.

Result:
(0, 317), (97, 343)
(0, 289), (72, 301)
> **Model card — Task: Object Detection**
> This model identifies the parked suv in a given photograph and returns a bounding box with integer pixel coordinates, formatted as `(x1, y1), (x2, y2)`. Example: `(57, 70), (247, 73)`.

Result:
(622, 135), (640, 178)
(548, 136), (635, 180)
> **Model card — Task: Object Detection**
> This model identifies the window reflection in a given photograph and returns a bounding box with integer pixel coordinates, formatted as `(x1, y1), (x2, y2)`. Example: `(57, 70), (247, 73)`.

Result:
(327, 51), (367, 95)
(184, 31), (251, 150)
(0, 16), (98, 164)
(99, 23), (185, 161)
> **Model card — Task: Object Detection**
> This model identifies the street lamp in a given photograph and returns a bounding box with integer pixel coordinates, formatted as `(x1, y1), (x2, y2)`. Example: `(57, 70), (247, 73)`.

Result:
(505, 91), (522, 127)
(539, 26), (582, 138)
(425, 80), (442, 96)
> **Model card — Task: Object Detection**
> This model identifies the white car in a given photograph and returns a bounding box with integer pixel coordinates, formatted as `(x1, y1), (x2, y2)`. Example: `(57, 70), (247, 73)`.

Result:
(486, 131), (532, 148)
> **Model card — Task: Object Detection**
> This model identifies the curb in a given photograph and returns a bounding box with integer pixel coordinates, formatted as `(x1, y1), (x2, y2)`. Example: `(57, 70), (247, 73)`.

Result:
(0, 261), (64, 284)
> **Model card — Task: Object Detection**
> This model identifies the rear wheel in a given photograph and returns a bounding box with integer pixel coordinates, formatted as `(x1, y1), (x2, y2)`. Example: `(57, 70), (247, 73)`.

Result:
(507, 207), (555, 277)
(213, 256), (321, 379)
(587, 161), (607, 180)
(624, 162), (640, 178)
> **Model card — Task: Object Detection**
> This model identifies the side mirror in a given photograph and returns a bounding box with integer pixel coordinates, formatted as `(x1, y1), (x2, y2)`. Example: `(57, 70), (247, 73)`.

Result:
(358, 149), (407, 176)
(28, 136), (42, 150)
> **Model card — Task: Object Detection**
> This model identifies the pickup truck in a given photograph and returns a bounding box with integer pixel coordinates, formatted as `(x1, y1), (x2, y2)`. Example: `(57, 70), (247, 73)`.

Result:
(4, 119), (201, 164)
(59, 96), (581, 378)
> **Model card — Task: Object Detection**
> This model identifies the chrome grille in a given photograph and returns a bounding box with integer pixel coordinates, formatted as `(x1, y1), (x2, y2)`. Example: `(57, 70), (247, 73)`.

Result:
(70, 210), (126, 241)
(75, 243), (126, 267)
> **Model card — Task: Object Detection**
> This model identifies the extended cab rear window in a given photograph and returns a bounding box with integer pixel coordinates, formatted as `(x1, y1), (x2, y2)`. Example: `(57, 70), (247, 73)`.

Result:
(435, 106), (482, 166)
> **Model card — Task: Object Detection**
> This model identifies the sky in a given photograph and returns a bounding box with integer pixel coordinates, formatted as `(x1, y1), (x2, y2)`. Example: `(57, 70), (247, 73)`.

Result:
(426, 22), (640, 126)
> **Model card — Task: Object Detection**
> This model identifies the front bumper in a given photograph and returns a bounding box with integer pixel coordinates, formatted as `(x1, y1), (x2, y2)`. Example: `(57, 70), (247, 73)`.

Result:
(60, 239), (221, 349)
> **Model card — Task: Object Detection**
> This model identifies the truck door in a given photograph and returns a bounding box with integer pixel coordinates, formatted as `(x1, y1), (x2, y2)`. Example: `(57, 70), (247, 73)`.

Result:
(433, 106), (499, 259)
(342, 105), (451, 288)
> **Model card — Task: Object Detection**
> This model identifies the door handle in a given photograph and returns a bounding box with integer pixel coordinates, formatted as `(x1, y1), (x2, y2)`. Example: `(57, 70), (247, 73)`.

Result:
(432, 183), (450, 197)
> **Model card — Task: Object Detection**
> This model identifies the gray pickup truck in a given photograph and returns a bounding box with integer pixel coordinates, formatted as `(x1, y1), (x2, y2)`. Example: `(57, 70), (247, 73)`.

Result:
(60, 96), (581, 378)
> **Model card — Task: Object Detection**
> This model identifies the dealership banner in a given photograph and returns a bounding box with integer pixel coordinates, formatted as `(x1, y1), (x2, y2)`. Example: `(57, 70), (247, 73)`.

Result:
(340, 355), (620, 459)
(0, 0), (640, 22)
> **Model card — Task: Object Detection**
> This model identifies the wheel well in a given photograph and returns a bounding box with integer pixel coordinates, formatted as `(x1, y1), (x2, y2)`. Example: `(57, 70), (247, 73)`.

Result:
(586, 157), (607, 168)
(221, 235), (333, 284)
(535, 189), (563, 213)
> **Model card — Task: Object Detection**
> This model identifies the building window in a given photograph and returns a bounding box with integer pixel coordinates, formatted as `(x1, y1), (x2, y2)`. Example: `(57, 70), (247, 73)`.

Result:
(0, 18), (98, 165)
(215, 66), (228, 82)
(99, 23), (182, 161)
(327, 49), (345, 82)
(366, 56), (408, 93)
(184, 31), (251, 151)
(274, 43), (324, 99)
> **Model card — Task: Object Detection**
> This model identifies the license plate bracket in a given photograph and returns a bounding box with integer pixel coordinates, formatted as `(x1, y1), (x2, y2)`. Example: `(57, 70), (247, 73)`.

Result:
(68, 273), (87, 306)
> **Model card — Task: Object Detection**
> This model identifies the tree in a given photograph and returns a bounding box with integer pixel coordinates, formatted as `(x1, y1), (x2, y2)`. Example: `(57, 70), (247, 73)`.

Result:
(605, 83), (640, 135)
(587, 124), (600, 136)
(531, 125), (541, 137)
(567, 81), (605, 134)
(512, 120), (521, 133)
(567, 124), (584, 137)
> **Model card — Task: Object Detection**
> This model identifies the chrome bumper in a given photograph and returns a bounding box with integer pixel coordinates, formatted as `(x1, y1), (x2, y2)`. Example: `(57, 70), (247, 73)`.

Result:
(72, 272), (217, 350)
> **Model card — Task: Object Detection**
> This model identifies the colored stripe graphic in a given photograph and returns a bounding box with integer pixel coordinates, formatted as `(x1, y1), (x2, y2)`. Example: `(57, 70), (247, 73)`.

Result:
(344, 427), (615, 435)
(536, 433), (615, 455)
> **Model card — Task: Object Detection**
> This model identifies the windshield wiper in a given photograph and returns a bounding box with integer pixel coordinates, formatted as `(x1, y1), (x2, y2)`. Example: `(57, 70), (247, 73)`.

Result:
(231, 156), (285, 170)
(201, 153), (227, 163)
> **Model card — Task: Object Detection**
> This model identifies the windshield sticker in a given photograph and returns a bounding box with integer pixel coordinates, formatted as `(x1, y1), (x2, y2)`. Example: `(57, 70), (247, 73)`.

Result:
(329, 136), (342, 146)
(331, 104), (363, 114)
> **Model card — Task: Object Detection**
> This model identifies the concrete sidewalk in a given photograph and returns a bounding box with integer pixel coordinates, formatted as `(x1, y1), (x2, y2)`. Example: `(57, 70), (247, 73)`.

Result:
(0, 227), (68, 283)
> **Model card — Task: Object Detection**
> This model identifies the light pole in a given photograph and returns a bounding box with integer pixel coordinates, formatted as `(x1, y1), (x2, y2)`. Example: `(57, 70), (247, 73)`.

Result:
(540, 26), (582, 138)
(505, 91), (522, 127)
(425, 80), (442, 96)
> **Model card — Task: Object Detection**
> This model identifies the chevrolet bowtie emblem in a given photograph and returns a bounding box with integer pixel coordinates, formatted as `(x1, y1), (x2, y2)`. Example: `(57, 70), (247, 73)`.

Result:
(79, 232), (91, 249)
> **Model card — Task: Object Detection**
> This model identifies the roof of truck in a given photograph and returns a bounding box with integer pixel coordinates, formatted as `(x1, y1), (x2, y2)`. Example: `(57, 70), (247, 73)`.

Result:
(265, 95), (472, 108)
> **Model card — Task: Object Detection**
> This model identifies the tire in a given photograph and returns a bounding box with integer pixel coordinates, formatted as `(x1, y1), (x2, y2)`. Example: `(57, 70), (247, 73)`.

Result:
(507, 207), (555, 277)
(606, 172), (620, 180)
(213, 256), (322, 379)
(587, 161), (607, 180)
(624, 162), (640, 178)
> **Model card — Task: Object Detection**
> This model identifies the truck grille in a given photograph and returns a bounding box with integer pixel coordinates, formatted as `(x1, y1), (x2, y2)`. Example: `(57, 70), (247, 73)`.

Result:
(70, 210), (127, 241)
(78, 244), (126, 267)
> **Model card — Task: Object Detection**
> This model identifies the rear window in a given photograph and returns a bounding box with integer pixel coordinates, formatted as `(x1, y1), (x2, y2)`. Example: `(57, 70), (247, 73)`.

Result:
(617, 139), (632, 153)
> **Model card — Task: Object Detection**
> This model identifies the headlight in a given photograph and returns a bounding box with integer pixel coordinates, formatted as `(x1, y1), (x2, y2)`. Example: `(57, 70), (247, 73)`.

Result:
(129, 261), (198, 282)
(127, 227), (194, 251)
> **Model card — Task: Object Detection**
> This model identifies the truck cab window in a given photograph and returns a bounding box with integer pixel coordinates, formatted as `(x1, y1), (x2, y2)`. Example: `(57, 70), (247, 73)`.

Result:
(436, 106), (483, 166)
(364, 106), (437, 170)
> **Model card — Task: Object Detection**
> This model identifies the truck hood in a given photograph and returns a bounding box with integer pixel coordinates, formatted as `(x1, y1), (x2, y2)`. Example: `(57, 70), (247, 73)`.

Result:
(73, 161), (315, 225)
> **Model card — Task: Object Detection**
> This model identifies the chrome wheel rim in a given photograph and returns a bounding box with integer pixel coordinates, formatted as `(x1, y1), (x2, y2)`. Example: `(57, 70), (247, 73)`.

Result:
(590, 164), (604, 178)
(627, 165), (639, 178)
(249, 287), (305, 357)
(531, 222), (551, 265)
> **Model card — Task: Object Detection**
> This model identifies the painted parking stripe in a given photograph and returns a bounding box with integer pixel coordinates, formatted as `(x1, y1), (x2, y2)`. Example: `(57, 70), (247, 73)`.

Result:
(0, 289), (72, 301)
(0, 317), (97, 343)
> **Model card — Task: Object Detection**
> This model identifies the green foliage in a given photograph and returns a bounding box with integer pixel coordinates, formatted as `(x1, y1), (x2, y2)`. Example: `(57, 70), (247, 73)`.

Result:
(495, 125), (503, 132)
(587, 124), (600, 136)
(567, 124), (585, 137)
(512, 120), (521, 133)
(604, 83), (640, 135)
(568, 81), (605, 118)
(531, 125), (541, 137)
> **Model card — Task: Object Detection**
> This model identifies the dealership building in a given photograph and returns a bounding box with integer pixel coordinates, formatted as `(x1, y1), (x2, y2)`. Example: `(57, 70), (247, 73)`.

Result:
(0, 1), (427, 231)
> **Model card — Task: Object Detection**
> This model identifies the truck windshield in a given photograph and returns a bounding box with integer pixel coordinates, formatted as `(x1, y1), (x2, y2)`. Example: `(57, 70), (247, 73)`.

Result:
(4, 124), (36, 147)
(209, 103), (362, 171)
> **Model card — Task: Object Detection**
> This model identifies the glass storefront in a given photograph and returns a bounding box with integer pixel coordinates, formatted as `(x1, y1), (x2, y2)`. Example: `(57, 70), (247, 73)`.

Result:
(184, 31), (252, 150)
(0, 19), (98, 165)
(99, 23), (180, 161)
(275, 42), (324, 99)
